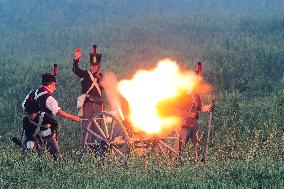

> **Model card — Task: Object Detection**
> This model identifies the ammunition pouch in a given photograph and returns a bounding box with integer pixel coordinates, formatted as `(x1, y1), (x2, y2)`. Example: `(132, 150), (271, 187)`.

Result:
(77, 94), (86, 117)
(77, 94), (86, 109)
(39, 128), (52, 137)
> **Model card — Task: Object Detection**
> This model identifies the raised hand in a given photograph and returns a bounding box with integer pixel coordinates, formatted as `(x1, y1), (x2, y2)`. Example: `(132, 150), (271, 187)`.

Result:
(74, 48), (82, 60)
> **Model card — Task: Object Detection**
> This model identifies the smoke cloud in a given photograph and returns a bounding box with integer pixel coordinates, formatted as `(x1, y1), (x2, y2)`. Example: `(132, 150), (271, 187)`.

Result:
(102, 71), (124, 119)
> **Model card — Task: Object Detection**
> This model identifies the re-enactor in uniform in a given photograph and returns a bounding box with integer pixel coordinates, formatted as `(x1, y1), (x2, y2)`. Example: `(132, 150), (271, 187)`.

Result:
(23, 100), (60, 160)
(72, 45), (104, 150)
(22, 72), (81, 160)
(179, 92), (213, 162)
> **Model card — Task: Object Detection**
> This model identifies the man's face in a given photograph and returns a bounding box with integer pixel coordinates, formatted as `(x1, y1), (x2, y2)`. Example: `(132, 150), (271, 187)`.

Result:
(90, 64), (100, 73)
(47, 82), (58, 93)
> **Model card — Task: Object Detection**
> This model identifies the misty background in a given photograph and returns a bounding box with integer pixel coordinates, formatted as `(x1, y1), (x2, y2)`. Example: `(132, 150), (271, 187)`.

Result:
(0, 1), (284, 188)
(0, 0), (283, 149)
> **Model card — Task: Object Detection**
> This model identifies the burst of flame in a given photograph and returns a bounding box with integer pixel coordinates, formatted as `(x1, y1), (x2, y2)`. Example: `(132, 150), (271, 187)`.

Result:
(117, 106), (124, 120)
(118, 59), (203, 135)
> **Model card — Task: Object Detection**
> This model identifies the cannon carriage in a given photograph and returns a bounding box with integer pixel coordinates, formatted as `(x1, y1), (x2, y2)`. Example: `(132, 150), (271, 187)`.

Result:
(80, 111), (180, 161)
(79, 61), (213, 161)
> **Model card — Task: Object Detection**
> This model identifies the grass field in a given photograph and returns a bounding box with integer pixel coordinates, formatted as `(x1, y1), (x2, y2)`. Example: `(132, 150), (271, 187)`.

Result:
(0, 0), (283, 188)
(1, 146), (283, 188)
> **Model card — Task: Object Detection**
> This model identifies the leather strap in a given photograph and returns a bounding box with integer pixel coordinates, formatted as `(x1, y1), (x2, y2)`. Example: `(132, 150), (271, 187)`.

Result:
(87, 71), (102, 97)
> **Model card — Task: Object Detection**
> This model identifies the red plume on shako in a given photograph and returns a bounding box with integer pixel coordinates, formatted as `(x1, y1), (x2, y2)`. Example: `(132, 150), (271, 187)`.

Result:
(53, 64), (58, 76)
(197, 62), (202, 75)
(93, 44), (97, 55)
(89, 44), (102, 65)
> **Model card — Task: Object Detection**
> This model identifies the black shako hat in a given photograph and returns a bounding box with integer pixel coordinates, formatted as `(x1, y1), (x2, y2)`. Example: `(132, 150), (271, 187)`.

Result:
(42, 73), (57, 85)
(89, 44), (102, 65)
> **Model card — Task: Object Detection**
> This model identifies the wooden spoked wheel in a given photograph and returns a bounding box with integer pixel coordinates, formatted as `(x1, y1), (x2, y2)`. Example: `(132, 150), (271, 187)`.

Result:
(80, 111), (130, 160)
(151, 128), (180, 160)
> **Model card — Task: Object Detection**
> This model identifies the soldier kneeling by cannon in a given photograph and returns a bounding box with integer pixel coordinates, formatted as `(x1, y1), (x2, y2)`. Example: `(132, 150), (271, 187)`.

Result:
(21, 100), (61, 160)
(12, 70), (81, 160)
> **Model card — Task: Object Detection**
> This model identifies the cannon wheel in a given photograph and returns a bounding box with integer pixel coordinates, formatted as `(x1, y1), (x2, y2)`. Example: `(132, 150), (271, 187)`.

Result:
(80, 111), (130, 160)
(151, 128), (180, 160)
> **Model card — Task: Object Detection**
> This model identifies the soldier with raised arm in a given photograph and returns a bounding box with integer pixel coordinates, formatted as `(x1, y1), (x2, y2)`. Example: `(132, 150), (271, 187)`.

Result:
(73, 45), (104, 116)
(72, 45), (105, 155)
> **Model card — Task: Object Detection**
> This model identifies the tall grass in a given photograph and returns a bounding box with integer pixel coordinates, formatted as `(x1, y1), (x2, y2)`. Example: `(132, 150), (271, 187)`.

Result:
(0, 0), (283, 188)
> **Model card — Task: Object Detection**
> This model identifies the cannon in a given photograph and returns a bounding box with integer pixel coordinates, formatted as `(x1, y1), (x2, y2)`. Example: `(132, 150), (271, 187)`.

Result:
(79, 111), (180, 161)
(79, 61), (212, 161)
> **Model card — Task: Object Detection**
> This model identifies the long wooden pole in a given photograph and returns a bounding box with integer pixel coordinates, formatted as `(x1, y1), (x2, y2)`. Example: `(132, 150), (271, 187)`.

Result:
(204, 97), (215, 162)
(205, 111), (213, 161)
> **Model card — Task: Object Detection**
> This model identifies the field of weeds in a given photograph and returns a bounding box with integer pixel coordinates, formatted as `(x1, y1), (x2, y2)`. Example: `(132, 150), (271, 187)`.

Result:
(0, 1), (283, 188)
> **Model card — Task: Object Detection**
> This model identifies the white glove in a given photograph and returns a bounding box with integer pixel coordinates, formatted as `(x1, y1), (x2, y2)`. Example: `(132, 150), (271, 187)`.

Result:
(26, 141), (35, 150)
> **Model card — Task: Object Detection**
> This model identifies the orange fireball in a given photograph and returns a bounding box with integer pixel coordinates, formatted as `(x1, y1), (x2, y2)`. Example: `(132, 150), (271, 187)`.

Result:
(117, 59), (205, 135)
